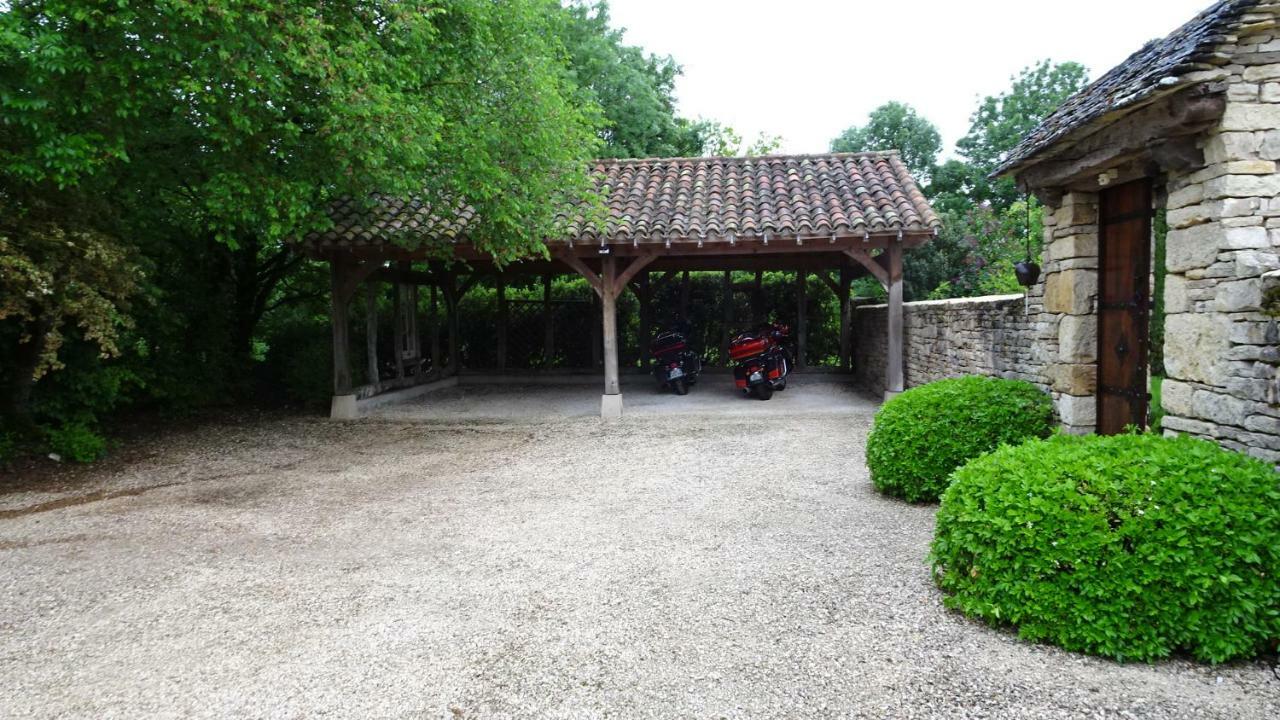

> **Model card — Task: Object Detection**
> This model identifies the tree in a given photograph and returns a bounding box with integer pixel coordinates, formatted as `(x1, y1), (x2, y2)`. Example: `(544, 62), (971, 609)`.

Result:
(0, 207), (142, 425)
(830, 102), (942, 183)
(0, 0), (603, 420)
(951, 60), (1089, 208)
(693, 120), (783, 157)
(554, 2), (703, 158)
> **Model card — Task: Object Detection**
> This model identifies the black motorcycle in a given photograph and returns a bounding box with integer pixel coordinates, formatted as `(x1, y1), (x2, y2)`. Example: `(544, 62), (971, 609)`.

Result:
(650, 328), (702, 395)
(729, 323), (792, 400)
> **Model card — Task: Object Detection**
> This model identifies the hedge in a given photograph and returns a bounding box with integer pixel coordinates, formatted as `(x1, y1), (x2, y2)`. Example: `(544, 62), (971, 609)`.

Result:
(865, 376), (1055, 502)
(931, 433), (1280, 663)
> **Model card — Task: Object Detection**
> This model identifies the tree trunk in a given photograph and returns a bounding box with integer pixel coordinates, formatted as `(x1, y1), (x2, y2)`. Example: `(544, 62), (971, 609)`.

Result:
(3, 316), (52, 429)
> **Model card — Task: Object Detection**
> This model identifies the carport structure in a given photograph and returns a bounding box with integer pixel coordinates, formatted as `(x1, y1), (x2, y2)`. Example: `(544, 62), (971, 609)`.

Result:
(309, 151), (940, 418)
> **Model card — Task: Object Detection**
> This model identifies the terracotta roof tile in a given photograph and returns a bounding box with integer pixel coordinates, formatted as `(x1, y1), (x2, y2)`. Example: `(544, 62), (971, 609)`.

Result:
(309, 151), (938, 250)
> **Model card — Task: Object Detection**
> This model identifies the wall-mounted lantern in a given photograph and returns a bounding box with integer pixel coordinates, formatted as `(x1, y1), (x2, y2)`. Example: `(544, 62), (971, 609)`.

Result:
(1015, 259), (1041, 287)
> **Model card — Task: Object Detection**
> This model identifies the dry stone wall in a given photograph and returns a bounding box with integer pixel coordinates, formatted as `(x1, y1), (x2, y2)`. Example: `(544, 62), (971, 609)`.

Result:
(853, 294), (1049, 397)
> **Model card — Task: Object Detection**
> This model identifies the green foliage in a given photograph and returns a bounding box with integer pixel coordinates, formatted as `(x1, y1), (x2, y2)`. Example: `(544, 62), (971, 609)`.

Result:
(692, 119), (783, 157)
(0, 217), (142, 383)
(920, 197), (1043, 301)
(42, 421), (107, 463)
(866, 377), (1055, 502)
(1149, 375), (1165, 431)
(951, 60), (1089, 209)
(555, 2), (702, 158)
(932, 433), (1280, 663)
(830, 102), (941, 183)
(260, 313), (334, 407)
(0, 0), (635, 456)
(1150, 209), (1168, 376)
(829, 61), (1084, 301)
(0, 430), (16, 464)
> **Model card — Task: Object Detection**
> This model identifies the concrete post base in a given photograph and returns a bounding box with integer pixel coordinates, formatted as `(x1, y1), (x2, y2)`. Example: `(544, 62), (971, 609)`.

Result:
(330, 394), (359, 420)
(600, 393), (623, 420)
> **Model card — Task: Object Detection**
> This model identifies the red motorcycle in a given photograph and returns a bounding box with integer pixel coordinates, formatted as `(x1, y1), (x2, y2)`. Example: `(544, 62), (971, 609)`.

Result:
(729, 323), (792, 400)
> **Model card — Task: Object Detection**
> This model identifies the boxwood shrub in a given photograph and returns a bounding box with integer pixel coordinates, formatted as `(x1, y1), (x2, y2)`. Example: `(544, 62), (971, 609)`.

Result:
(865, 376), (1055, 502)
(931, 433), (1280, 663)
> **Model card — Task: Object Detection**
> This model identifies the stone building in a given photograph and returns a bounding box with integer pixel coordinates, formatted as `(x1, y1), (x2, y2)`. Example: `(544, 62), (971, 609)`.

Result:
(995, 0), (1280, 457)
(852, 0), (1280, 461)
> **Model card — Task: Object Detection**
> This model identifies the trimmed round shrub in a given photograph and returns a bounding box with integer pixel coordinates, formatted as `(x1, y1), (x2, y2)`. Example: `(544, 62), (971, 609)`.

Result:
(865, 376), (1054, 502)
(931, 433), (1280, 663)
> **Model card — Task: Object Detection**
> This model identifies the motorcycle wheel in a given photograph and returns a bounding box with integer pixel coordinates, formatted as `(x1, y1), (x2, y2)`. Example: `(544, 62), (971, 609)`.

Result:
(673, 378), (689, 395)
(755, 383), (774, 401)
(774, 378), (787, 391)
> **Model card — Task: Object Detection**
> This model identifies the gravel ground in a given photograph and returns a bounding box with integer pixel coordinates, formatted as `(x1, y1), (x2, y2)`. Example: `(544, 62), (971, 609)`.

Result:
(0, 383), (1276, 719)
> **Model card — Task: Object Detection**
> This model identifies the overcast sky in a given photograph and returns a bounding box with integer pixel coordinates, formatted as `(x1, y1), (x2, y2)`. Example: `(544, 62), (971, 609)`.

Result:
(606, 0), (1214, 156)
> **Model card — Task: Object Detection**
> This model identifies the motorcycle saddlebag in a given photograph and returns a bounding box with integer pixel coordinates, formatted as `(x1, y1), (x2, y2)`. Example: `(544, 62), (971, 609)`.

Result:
(729, 334), (769, 361)
(650, 331), (687, 357)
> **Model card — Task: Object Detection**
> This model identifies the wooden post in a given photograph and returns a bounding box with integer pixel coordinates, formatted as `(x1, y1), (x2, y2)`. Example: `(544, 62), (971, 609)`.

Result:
(679, 270), (691, 320)
(886, 241), (905, 397)
(406, 282), (419, 377)
(331, 262), (353, 396)
(554, 251), (654, 419)
(590, 291), (603, 369)
(796, 270), (808, 370)
(429, 284), (441, 374)
(637, 272), (651, 370)
(542, 273), (554, 365)
(602, 256), (620, 395)
(720, 271), (733, 365)
(838, 266), (852, 373)
(496, 274), (508, 371)
(752, 270), (763, 325)
(392, 278), (406, 379)
(365, 283), (378, 386)
(445, 275), (461, 375)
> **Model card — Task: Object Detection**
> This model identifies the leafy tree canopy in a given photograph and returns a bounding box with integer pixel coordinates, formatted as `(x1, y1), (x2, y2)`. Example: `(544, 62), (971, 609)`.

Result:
(946, 60), (1089, 208)
(0, 0), (605, 427)
(693, 119), (783, 157)
(830, 102), (942, 183)
(554, 1), (703, 158)
(2, 0), (602, 260)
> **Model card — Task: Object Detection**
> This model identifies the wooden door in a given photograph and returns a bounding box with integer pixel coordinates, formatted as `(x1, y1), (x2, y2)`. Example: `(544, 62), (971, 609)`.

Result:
(1097, 179), (1153, 435)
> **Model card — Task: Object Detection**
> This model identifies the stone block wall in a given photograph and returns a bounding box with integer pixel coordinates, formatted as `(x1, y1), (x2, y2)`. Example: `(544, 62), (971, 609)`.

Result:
(1035, 193), (1102, 434)
(1158, 24), (1280, 463)
(853, 294), (1048, 397)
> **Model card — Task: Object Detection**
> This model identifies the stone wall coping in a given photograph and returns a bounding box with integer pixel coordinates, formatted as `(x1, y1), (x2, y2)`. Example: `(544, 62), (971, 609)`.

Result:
(855, 293), (1025, 311)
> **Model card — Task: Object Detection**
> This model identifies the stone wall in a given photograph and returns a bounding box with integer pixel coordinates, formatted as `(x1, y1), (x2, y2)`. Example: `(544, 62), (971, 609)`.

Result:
(1035, 193), (1103, 434)
(853, 294), (1048, 397)
(1157, 22), (1280, 463)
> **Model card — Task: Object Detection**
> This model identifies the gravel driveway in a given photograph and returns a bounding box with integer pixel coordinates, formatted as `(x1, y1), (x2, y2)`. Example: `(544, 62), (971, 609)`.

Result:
(1, 383), (1276, 719)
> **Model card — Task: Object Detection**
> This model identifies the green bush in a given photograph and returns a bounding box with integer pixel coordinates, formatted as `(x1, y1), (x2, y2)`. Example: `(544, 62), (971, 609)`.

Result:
(865, 376), (1055, 502)
(43, 421), (108, 463)
(0, 430), (17, 464)
(931, 433), (1280, 663)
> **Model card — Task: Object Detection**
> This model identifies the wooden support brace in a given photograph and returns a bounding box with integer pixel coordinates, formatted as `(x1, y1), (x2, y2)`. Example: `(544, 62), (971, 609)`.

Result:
(610, 253), (657, 297)
(843, 248), (889, 289)
(815, 270), (840, 296)
(555, 252), (604, 297)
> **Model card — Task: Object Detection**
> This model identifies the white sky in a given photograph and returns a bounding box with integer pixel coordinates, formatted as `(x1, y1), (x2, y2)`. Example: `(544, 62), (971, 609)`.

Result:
(606, 0), (1213, 156)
